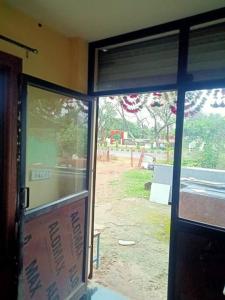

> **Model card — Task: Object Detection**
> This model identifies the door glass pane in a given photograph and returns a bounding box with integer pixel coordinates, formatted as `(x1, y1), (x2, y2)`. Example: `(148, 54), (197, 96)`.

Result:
(179, 88), (225, 228)
(26, 85), (88, 209)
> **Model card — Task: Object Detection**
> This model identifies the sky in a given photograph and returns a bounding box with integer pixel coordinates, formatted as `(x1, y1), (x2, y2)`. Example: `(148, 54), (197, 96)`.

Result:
(100, 88), (225, 128)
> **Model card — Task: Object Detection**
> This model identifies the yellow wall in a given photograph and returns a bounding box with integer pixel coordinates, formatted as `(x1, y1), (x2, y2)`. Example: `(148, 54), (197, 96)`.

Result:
(0, 2), (88, 93)
(70, 38), (89, 94)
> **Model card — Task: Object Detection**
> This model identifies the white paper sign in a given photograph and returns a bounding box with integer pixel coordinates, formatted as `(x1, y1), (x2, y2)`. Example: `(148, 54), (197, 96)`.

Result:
(150, 183), (171, 205)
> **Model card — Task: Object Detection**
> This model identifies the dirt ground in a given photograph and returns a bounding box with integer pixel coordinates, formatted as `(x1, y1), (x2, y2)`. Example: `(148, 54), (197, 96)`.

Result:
(92, 158), (171, 300)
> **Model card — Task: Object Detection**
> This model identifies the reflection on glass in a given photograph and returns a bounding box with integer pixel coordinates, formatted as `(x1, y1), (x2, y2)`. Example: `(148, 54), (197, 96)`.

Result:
(26, 86), (88, 209)
(179, 89), (225, 228)
(96, 33), (179, 91)
(188, 23), (225, 82)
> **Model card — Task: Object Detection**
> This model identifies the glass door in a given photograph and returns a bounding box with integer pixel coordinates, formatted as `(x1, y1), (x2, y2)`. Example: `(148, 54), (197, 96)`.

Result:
(179, 88), (225, 227)
(18, 77), (92, 300)
(171, 87), (225, 300)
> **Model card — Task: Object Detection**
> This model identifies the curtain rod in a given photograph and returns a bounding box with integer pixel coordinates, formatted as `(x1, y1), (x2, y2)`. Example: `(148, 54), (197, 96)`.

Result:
(0, 34), (38, 54)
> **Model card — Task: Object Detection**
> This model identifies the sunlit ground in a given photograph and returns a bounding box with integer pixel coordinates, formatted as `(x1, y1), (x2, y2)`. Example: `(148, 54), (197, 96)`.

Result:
(93, 158), (170, 300)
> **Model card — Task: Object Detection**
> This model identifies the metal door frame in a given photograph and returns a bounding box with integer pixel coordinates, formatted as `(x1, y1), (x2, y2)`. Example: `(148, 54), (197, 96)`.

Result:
(87, 7), (225, 299)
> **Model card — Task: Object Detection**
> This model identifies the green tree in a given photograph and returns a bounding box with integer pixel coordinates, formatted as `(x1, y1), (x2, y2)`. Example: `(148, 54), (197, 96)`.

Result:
(98, 101), (117, 143)
(142, 92), (176, 147)
(98, 99), (150, 141)
(183, 114), (225, 169)
(29, 95), (88, 159)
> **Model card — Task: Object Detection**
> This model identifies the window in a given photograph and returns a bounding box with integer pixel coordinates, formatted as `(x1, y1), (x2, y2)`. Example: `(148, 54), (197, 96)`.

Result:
(26, 85), (89, 209)
(95, 32), (179, 91)
(188, 22), (225, 82)
(179, 88), (225, 228)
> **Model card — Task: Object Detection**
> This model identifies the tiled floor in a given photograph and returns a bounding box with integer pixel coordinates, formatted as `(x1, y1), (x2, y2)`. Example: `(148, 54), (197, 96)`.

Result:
(80, 284), (128, 300)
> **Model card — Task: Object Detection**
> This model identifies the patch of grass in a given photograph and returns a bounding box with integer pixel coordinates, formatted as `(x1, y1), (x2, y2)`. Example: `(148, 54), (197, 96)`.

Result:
(143, 208), (170, 243)
(122, 169), (153, 199)
(109, 179), (120, 186)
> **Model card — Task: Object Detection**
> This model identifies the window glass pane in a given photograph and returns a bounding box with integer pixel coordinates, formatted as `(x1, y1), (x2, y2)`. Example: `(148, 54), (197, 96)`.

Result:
(188, 22), (225, 82)
(179, 88), (225, 228)
(95, 32), (179, 91)
(26, 85), (88, 209)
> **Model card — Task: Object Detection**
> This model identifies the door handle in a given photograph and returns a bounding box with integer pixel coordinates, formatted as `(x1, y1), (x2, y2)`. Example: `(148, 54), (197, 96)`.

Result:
(25, 187), (30, 208)
(20, 187), (30, 209)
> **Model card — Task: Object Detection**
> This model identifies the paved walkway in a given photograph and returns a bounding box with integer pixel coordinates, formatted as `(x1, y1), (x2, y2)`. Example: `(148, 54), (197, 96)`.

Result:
(81, 284), (127, 300)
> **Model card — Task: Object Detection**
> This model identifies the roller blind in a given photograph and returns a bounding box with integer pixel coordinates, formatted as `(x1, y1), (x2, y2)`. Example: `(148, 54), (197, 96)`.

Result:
(188, 22), (225, 82)
(96, 32), (179, 91)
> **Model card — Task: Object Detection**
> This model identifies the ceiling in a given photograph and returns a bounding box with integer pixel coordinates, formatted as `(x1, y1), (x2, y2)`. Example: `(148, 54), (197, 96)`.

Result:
(6, 0), (225, 41)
